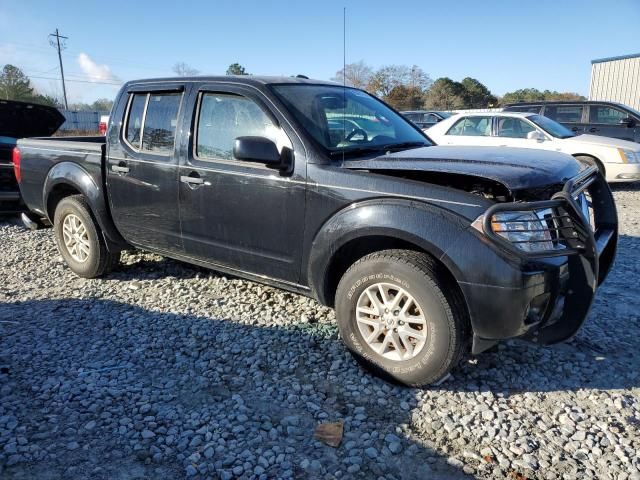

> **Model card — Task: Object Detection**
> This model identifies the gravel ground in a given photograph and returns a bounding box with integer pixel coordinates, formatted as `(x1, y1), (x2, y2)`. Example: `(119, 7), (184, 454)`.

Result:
(1, 185), (639, 480)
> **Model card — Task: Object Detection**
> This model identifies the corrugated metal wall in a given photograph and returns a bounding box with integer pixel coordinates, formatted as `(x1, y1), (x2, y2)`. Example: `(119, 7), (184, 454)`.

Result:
(589, 56), (640, 110)
(58, 110), (109, 132)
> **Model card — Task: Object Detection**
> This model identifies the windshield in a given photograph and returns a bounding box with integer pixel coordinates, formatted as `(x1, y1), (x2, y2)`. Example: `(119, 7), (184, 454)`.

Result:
(528, 114), (575, 139)
(271, 84), (431, 157)
(439, 111), (454, 118)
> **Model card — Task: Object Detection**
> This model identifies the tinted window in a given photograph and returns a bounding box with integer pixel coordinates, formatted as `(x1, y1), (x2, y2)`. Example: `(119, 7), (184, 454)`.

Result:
(125, 94), (147, 148)
(507, 105), (542, 113)
(528, 114), (575, 139)
(447, 116), (492, 136)
(196, 93), (278, 161)
(141, 94), (181, 155)
(589, 106), (628, 124)
(496, 117), (536, 138)
(545, 105), (584, 123)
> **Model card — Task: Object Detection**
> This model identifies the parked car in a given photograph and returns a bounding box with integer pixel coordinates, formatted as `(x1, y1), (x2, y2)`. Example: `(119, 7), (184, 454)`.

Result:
(0, 99), (65, 214)
(503, 101), (640, 144)
(427, 111), (640, 182)
(13, 76), (617, 386)
(99, 115), (109, 135)
(401, 110), (453, 129)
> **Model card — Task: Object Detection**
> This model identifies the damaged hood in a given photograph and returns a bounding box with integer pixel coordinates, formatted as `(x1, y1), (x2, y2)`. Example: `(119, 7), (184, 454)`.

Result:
(340, 145), (582, 191)
(0, 99), (65, 138)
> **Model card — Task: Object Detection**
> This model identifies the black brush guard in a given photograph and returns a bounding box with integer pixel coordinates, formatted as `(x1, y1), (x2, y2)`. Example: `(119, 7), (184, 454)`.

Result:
(482, 166), (618, 344)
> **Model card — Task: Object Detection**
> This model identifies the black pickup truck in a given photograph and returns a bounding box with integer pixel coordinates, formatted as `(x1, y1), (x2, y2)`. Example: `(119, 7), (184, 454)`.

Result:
(14, 76), (618, 386)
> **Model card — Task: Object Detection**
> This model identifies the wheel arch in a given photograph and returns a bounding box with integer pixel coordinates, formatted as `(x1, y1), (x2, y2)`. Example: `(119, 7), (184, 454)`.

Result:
(43, 162), (127, 248)
(573, 154), (606, 177)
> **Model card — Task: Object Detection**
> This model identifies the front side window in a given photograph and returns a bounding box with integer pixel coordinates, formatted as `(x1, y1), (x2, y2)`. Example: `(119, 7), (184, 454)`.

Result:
(124, 92), (181, 155)
(589, 106), (628, 124)
(507, 105), (541, 113)
(447, 116), (492, 136)
(271, 85), (430, 158)
(196, 93), (279, 161)
(545, 105), (584, 123)
(496, 117), (536, 138)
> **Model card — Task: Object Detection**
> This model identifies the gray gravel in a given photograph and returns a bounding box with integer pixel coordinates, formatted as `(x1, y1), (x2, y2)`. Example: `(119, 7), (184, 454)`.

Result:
(1, 184), (639, 479)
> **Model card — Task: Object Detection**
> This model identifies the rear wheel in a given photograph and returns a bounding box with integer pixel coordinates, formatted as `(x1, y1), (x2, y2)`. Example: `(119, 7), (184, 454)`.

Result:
(53, 195), (119, 278)
(335, 249), (467, 386)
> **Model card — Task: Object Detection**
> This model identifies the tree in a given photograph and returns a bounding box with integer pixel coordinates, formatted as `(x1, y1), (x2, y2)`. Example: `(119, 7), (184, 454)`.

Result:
(226, 63), (248, 75)
(91, 98), (114, 111)
(331, 60), (373, 88)
(385, 85), (425, 110)
(460, 77), (497, 108)
(501, 88), (585, 105)
(367, 65), (410, 98)
(423, 77), (467, 110)
(0, 64), (36, 101)
(172, 62), (199, 77)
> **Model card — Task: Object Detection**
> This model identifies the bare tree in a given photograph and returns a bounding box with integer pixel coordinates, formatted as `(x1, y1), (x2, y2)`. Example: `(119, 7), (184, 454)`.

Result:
(331, 60), (373, 88)
(172, 62), (200, 77)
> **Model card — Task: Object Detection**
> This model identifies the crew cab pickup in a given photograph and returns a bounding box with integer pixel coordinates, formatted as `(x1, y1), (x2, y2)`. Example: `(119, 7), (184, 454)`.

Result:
(14, 76), (618, 386)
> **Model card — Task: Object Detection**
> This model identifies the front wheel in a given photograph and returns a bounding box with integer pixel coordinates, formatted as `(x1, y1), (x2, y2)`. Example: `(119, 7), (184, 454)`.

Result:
(53, 195), (119, 278)
(335, 250), (467, 386)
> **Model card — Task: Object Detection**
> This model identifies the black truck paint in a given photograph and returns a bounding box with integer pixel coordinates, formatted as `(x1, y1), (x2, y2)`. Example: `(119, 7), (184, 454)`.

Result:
(14, 76), (618, 384)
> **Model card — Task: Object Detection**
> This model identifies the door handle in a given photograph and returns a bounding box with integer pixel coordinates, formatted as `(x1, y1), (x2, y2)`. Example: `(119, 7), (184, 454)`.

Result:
(571, 127), (580, 132)
(180, 173), (204, 185)
(112, 161), (129, 174)
(589, 127), (599, 133)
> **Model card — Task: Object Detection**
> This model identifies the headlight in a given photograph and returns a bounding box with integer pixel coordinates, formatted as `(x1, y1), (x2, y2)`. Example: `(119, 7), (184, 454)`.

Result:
(618, 148), (640, 164)
(489, 210), (554, 252)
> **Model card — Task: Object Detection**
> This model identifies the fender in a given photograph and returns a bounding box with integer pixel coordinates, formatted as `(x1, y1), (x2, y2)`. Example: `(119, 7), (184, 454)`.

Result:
(307, 199), (477, 305)
(43, 161), (127, 248)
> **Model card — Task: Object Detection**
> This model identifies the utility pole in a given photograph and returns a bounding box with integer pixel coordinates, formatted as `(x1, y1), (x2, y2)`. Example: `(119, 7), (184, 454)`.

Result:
(49, 28), (69, 109)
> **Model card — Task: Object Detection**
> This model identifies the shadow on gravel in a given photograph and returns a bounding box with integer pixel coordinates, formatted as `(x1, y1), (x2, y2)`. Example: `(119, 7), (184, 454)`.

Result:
(0, 298), (468, 480)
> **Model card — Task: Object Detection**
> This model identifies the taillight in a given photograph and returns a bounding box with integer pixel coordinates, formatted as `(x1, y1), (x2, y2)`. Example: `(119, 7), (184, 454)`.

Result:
(12, 147), (21, 183)
(99, 122), (107, 135)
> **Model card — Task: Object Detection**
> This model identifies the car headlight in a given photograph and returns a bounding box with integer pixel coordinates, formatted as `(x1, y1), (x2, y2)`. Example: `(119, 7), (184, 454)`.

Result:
(618, 148), (640, 164)
(489, 210), (554, 252)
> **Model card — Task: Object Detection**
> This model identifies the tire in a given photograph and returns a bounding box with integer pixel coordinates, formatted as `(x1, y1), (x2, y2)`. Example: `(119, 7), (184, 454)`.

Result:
(574, 155), (605, 178)
(335, 249), (467, 387)
(53, 195), (120, 278)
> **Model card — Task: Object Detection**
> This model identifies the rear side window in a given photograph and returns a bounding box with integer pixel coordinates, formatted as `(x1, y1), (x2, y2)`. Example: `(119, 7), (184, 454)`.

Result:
(447, 116), (492, 136)
(507, 105), (541, 113)
(545, 105), (584, 123)
(196, 93), (278, 161)
(589, 106), (628, 124)
(124, 92), (182, 156)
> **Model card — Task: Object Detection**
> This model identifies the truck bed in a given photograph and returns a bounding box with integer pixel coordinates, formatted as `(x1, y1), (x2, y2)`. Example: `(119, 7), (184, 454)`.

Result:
(16, 136), (106, 218)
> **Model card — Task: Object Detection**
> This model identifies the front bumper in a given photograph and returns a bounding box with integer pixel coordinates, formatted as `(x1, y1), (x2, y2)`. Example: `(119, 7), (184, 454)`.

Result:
(606, 162), (640, 182)
(464, 167), (617, 351)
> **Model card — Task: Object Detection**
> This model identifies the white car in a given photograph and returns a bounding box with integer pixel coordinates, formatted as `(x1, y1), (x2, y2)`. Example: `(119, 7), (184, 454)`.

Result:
(426, 111), (640, 182)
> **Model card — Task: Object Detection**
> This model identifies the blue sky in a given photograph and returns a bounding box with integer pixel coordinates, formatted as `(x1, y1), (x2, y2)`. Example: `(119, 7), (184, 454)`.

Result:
(1, 0), (638, 103)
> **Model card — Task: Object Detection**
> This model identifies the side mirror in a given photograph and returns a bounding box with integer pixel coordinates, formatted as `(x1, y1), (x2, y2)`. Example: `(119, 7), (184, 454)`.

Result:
(527, 131), (546, 142)
(233, 136), (282, 167)
(619, 116), (636, 127)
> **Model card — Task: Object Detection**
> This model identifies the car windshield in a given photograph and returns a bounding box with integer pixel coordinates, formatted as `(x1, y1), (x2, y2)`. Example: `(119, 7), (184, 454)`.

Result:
(270, 84), (431, 157)
(528, 114), (575, 139)
(439, 112), (454, 118)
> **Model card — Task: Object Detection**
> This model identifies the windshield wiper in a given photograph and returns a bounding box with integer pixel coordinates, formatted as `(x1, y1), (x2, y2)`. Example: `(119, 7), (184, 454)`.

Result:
(328, 146), (388, 158)
(381, 141), (429, 151)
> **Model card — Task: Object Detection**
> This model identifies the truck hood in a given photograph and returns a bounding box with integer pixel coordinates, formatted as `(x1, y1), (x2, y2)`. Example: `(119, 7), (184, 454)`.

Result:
(0, 99), (65, 138)
(564, 133), (640, 150)
(341, 145), (582, 192)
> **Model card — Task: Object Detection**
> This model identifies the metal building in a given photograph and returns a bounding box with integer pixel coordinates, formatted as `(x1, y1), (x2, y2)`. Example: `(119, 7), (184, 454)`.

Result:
(589, 53), (640, 110)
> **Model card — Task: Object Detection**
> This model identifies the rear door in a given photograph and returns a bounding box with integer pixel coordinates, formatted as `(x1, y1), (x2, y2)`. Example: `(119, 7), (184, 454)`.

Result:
(177, 83), (307, 283)
(586, 104), (637, 141)
(106, 84), (187, 253)
(543, 104), (586, 135)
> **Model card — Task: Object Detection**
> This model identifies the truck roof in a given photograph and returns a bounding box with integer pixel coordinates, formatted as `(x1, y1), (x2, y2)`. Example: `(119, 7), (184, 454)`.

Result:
(124, 75), (340, 88)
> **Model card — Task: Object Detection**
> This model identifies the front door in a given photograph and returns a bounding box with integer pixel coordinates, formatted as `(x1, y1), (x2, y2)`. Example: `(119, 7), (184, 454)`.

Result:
(106, 87), (186, 252)
(587, 104), (638, 142)
(177, 85), (306, 283)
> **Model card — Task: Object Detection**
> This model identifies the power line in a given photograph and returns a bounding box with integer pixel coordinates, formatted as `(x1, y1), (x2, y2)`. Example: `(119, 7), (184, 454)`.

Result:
(27, 74), (122, 86)
(49, 28), (69, 109)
